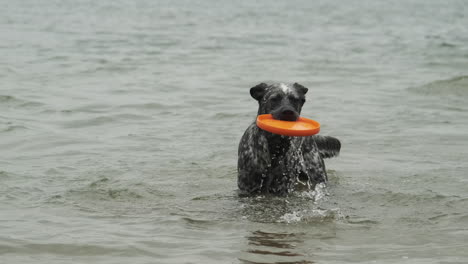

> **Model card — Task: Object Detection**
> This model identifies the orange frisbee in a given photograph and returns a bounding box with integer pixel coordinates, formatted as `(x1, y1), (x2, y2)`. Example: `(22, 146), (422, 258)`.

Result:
(256, 114), (320, 136)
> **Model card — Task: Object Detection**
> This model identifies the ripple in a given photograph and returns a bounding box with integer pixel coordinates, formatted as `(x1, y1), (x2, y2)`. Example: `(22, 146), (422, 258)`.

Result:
(0, 95), (44, 108)
(118, 102), (165, 110)
(0, 239), (160, 257)
(240, 230), (315, 264)
(211, 112), (241, 119)
(439, 42), (457, 48)
(409, 75), (468, 97)
(0, 124), (28, 133)
(60, 114), (152, 128)
(0, 95), (15, 102)
(0, 170), (10, 179)
(60, 104), (112, 114)
(68, 178), (146, 202)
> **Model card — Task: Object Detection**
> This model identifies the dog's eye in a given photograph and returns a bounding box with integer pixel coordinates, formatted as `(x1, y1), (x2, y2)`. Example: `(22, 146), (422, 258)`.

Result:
(289, 96), (305, 105)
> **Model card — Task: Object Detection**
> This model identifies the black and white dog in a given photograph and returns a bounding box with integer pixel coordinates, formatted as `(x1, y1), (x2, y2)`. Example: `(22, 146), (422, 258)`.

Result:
(238, 82), (341, 195)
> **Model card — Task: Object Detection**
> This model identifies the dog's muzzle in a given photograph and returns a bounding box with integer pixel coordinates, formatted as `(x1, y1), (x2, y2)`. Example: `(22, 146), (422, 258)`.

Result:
(275, 109), (298, 121)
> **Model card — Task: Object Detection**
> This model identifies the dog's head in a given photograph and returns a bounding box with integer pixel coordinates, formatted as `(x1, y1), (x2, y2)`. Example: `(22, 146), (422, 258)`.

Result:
(250, 82), (308, 121)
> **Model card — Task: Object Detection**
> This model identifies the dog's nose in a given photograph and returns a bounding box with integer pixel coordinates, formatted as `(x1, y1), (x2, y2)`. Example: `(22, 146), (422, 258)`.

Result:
(279, 110), (297, 121)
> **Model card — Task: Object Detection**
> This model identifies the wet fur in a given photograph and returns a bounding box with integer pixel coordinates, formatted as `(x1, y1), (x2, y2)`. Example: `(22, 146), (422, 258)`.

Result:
(238, 83), (341, 195)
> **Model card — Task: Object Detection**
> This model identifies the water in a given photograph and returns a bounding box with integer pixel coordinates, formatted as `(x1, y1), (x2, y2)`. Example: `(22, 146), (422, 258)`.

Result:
(1, 0), (468, 263)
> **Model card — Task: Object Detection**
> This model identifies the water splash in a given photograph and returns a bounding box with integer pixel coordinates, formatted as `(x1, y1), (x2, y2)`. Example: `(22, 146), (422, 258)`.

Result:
(278, 208), (343, 224)
(239, 183), (343, 223)
(298, 182), (329, 202)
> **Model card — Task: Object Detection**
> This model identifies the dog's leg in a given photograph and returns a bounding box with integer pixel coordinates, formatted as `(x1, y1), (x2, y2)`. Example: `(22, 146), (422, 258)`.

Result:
(237, 123), (271, 194)
(304, 135), (341, 159)
(302, 145), (328, 183)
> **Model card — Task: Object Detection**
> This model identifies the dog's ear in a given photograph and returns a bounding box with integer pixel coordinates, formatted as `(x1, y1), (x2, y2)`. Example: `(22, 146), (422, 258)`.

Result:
(293, 83), (308, 95)
(250, 83), (268, 101)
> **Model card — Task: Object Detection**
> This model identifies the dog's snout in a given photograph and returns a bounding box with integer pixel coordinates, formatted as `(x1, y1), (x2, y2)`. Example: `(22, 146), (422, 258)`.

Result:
(279, 109), (298, 121)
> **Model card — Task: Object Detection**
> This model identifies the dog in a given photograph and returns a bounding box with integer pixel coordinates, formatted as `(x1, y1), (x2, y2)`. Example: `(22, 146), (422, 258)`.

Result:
(238, 82), (341, 195)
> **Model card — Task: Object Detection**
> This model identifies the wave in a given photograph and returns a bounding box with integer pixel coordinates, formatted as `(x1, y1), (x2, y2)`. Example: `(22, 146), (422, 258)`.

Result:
(409, 75), (468, 97)
(0, 95), (44, 108)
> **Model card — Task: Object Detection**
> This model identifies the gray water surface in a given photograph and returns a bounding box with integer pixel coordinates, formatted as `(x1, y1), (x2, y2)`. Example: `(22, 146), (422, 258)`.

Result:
(1, 1), (468, 263)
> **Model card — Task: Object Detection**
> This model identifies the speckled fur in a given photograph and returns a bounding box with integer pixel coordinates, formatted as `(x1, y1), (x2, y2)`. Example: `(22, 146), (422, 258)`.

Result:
(237, 82), (341, 195)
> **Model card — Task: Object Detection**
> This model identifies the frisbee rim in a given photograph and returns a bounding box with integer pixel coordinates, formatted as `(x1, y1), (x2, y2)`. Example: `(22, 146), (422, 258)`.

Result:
(256, 114), (320, 136)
